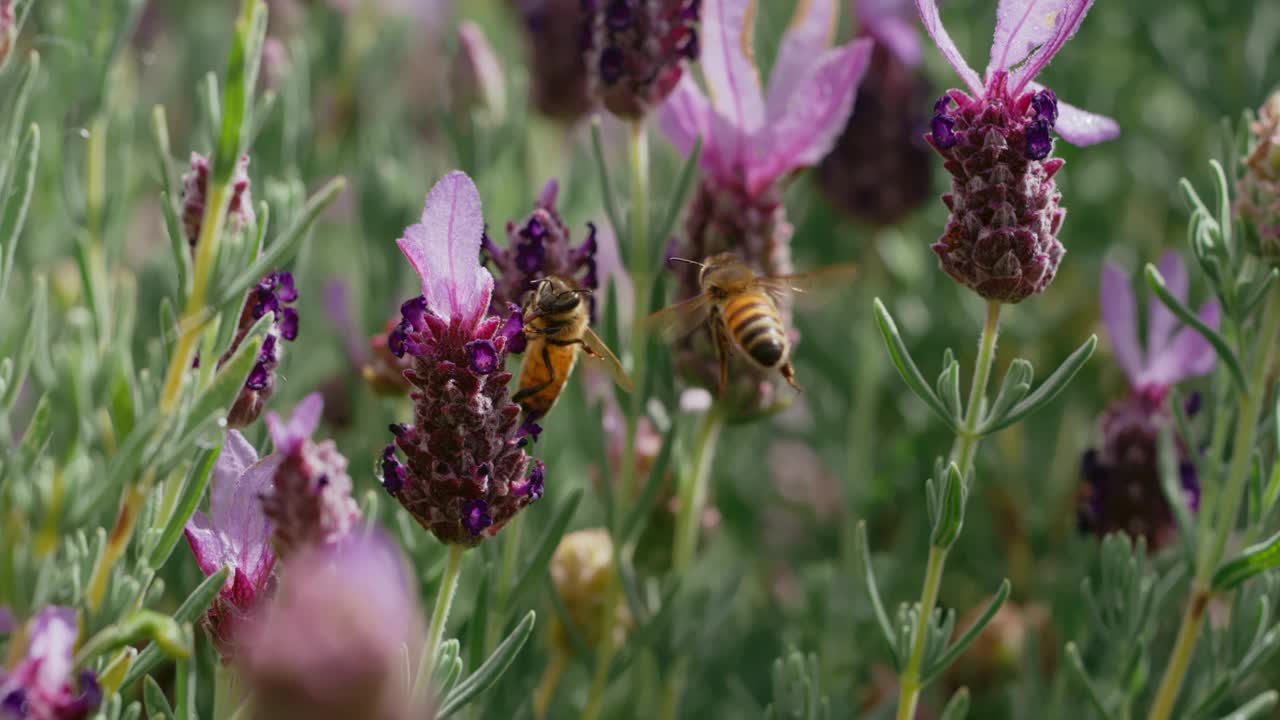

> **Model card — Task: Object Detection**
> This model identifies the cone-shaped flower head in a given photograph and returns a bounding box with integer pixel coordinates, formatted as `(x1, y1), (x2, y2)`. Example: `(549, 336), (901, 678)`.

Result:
(1079, 252), (1217, 548)
(549, 529), (631, 654)
(817, 0), (933, 225)
(513, 0), (595, 122)
(918, 0), (1119, 303)
(1239, 90), (1280, 264)
(658, 0), (871, 416)
(451, 21), (506, 122)
(223, 271), (300, 428)
(0, 607), (102, 719)
(584, 0), (701, 119)
(180, 153), (255, 248)
(482, 179), (599, 325)
(184, 430), (278, 660)
(260, 393), (362, 557)
(379, 171), (544, 547)
(235, 530), (425, 720)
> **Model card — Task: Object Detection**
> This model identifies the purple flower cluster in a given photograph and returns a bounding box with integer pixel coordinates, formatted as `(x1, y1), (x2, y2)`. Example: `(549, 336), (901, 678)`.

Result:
(917, 0), (1119, 303)
(380, 172), (547, 547)
(658, 0), (870, 416)
(0, 608), (102, 720)
(1239, 92), (1280, 263)
(222, 271), (300, 429)
(584, 0), (701, 119)
(180, 152), (255, 248)
(482, 179), (599, 324)
(1079, 253), (1219, 548)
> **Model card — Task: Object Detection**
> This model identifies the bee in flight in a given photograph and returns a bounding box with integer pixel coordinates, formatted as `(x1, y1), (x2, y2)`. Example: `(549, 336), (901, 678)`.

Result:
(648, 253), (857, 394)
(514, 276), (633, 419)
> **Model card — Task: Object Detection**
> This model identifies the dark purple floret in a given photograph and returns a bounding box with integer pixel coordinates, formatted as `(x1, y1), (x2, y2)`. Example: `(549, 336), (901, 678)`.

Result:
(513, 461), (546, 499)
(931, 113), (957, 149)
(279, 308), (299, 341)
(467, 340), (500, 374)
(221, 270), (300, 428)
(381, 445), (406, 496)
(1024, 119), (1053, 160)
(2, 690), (25, 715)
(599, 46), (626, 85)
(246, 363), (271, 391)
(583, 0), (701, 118)
(464, 500), (494, 536)
(179, 153), (255, 248)
(606, 0), (633, 29)
(1031, 88), (1058, 124)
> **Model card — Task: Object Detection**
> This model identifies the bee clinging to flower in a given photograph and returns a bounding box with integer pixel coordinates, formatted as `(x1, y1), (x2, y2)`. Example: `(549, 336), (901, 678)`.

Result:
(648, 253), (856, 395)
(515, 275), (632, 421)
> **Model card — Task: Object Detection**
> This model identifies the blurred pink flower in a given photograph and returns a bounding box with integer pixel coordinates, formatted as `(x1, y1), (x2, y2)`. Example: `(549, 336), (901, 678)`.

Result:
(0, 607), (102, 719)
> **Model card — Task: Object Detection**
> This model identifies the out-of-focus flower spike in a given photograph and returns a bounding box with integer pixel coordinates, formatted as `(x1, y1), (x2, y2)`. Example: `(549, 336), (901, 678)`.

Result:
(452, 21), (507, 122)
(857, 0), (923, 66)
(584, 0), (702, 119)
(0, 607), (103, 719)
(1238, 91), (1280, 263)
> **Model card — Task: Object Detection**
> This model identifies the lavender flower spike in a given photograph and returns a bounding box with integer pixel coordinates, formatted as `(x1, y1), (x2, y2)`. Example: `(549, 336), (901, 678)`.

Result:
(0, 607), (103, 719)
(236, 530), (425, 720)
(381, 171), (544, 547)
(260, 393), (362, 557)
(1101, 251), (1219, 393)
(184, 430), (279, 660)
(918, 0), (1120, 303)
(584, 0), (701, 119)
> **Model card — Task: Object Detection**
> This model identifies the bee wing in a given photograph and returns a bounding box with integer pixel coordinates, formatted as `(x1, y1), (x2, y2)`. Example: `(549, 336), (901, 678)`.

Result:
(645, 294), (712, 341)
(582, 327), (634, 393)
(756, 264), (859, 299)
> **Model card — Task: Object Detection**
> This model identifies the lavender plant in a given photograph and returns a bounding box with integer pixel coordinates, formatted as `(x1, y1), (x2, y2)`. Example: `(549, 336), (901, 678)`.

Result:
(3, 0), (1279, 719)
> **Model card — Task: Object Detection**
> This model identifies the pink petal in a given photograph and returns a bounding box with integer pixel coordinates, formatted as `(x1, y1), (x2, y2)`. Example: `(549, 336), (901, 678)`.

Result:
(1100, 262), (1143, 384)
(211, 430), (260, 526)
(184, 512), (229, 578)
(1140, 301), (1220, 387)
(266, 393), (324, 455)
(658, 75), (737, 181)
(28, 607), (78, 693)
(227, 454), (281, 572)
(766, 0), (837, 118)
(747, 39), (872, 194)
(397, 171), (495, 325)
(1007, 0), (1094, 94)
(915, 0), (981, 94)
(700, 0), (766, 167)
(1147, 251), (1188, 358)
(863, 16), (924, 67)
(1051, 95), (1120, 146)
(988, 0), (1073, 78)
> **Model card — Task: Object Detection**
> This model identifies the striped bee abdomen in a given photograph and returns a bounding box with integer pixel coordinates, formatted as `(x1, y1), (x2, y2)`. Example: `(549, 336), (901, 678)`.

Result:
(723, 291), (788, 369)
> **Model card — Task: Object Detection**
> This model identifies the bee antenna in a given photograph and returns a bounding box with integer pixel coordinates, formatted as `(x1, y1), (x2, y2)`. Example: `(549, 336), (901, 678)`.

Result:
(667, 256), (705, 269)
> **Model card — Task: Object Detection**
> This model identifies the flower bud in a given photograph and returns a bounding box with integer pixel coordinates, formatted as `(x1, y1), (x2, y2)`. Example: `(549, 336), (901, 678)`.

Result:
(222, 271), (300, 429)
(1239, 90), (1280, 265)
(513, 0), (594, 123)
(180, 153), (255, 249)
(451, 21), (506, 123)
(583, 0), (701, 119)
(548, 529), (630, 654)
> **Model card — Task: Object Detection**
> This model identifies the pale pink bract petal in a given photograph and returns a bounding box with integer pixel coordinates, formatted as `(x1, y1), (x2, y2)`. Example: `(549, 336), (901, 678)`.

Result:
(1007, 0), (1093, 94)
(1147, 251), (1188, 358)
(1051, 95), (1120, 145)
(210, 430), (260, 526)
(659, 75), (713, 160)
(747, 38), (872, 194)
(28, 607), (78, 694)
(1100, 262), (1143, 384)
(397, 171), (494, 325)
(184, 512), (228, 578)
(1140, 301), (1220, 388)
(266, 393), (324, 455)
(766, 0), (837, 119)
(915, 0), (981, 94)
(700, 0), (766, 167)
(988, 0), (1073, 78)
(863, 16), (923, 66)
(227, 454), (282, 573)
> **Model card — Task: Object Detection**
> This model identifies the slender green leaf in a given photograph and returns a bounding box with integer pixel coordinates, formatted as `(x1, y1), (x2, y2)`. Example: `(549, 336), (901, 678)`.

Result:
(2, 275), (46, 408)
(466, 568), (491, 677)
(508, 489), (583, 604)
(1216, 691), (1279, 720)
(436, 611), (535, 718)
(215, 176), (346, 309)
(1065, 642), (1114, 720)
(148, 443), (225, 570)
(982, 359), (1033, 431)
(921, 579), (1011, 685)
(1213, 530), (1280, 592)
(119, 567), (231, 689)
(0, 124), (40, 302)
(174, 655), (195, 720)
(983, 336), (1096, 434)
(1147, 264), (1245, 389)
(855, 522), (898, 668)
(939, 688), (970, 720)
(213, 4), (252, 180)
(652, 137), (702, 249)
(929, 463), (966, 550)
(590, 117), (625, 241)
(75, 611), (191, 667)
(873, 299), (959, 433)
(143, 675), (174, 720)
(1157, 427), (1198, 565)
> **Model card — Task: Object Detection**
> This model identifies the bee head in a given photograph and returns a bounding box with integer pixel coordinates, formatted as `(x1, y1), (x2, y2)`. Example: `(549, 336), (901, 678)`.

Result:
(699, 253), (753, 298)
(532, 276), (587, 316)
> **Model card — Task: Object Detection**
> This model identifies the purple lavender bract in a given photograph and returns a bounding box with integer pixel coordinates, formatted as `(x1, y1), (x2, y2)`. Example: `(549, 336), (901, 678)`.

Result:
(380, 172), (544, 547)
(512, 0), (595, 122)
(222, 271), (300, 428)
(584, 0), (700, 119)
(0, 608), (102, 720)
(916, 0), (1119, 303)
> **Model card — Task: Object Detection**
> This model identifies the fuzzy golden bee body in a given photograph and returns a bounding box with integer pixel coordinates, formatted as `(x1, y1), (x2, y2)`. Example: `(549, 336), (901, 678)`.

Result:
(514, 276), (632, 419)
(649, 253), (857, 394)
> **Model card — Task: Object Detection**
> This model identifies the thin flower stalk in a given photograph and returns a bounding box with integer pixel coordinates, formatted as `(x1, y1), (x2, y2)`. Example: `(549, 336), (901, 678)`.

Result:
(1147, 288), (1280, 720)
(896, 300), (1000, 720)
(413, 544), (465, 706)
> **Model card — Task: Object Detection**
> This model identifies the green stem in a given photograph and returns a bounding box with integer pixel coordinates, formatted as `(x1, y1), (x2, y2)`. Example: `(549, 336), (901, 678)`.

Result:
(896, 300), (1002, 720)
(213, 665), (238, 720)
(1147, 289), (1280, 720)
(486, 513), (525, 652)
(621, 119), (652, 503)
(414, 545), (466, 705)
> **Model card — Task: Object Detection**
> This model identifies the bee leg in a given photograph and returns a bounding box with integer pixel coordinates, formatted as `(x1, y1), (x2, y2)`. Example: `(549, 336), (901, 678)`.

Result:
(712, 320), (732, 396)
(780, 361), (802, 392)
(513, 345), (557, 404)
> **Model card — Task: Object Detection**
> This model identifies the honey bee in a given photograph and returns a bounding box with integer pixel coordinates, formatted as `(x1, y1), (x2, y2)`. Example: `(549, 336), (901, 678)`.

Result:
(514, 276), (633, 419)
(648, 253), (857, 394)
